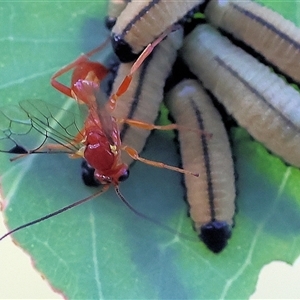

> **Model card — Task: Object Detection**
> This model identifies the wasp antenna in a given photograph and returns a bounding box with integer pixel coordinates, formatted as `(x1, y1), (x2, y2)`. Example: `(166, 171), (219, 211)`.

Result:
(0, 186), (109, 241)
(114, 186), (197, 242)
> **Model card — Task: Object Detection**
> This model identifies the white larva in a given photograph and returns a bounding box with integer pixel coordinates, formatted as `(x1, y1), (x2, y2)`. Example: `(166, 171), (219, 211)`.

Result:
(165, 79), (235, 253)
(111, 27), (183, 166)
(205, 0), (300, 84)
(105, 0), (130, 30)
(111, 0), (204, 62)
(181, 24), (300, 168)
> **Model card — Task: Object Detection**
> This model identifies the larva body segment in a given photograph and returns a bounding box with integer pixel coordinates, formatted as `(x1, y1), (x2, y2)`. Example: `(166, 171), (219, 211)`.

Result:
(111, 0), (204, 62)
(181, 24), (300, 168)
(105, 0), (131, 30)
(205, 0), (300, 84)
(111, 28), (183, 166)
(165, 79), (235, 253)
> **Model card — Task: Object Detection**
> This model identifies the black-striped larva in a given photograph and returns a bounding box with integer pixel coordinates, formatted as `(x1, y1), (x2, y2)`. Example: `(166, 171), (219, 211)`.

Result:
(165, 79), (235, 253)
(205, 0), (300, 84)
(111, 0), (204, 62)
(110, 27), (183, 166)
(105, 0), (131, 30)
(181, 24), (300, 168)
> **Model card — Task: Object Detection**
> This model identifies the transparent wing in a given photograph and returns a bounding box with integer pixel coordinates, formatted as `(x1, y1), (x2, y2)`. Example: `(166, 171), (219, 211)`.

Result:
(0, 99), (84, 154)
(95, 89), (115, 146)
(77, 80), (115, 146)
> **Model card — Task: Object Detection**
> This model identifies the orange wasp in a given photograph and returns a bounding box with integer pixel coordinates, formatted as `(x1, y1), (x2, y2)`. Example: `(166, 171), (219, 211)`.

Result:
(50, 30), (198, 185)
(0, 26), (198, 240)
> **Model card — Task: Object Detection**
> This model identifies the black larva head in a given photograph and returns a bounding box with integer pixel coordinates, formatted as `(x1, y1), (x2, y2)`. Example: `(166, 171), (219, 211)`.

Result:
(111, 33), (139, 63)
(81, 160), (101, 187)
(200, 221), (231, 253)
(105, 16), (117, 30)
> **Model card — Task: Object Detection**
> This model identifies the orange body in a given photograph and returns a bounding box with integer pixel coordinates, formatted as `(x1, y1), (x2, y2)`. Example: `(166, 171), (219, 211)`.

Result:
(50, 40), (129, 186)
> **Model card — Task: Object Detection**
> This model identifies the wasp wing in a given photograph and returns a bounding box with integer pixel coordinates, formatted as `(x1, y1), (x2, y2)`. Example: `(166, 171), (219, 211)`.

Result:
(0, 99), (84, 154)
(95, 89), (116, 146)
(75, 80), (116, 146)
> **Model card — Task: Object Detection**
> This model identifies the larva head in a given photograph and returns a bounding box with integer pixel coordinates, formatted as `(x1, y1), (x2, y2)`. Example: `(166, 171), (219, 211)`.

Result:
(200, 221), (231, 253)
(111, 33), (139, 63)
(105, 16), (117, 30)
(81, 160), (101, 187)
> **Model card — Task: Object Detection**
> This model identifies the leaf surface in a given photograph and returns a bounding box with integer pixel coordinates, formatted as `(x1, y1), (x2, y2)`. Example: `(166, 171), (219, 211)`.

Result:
(1, 1), (300, 299)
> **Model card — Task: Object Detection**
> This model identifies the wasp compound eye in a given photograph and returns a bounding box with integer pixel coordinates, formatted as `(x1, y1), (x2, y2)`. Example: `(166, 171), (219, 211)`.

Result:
(118, 169), (130, 182)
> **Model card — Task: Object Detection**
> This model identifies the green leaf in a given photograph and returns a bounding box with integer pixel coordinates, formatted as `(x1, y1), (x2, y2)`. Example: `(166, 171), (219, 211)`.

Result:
(1, 1), (300, 299)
